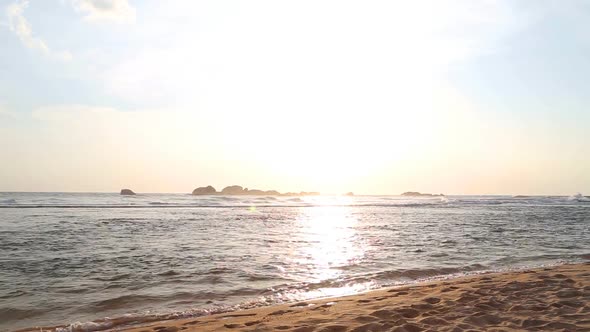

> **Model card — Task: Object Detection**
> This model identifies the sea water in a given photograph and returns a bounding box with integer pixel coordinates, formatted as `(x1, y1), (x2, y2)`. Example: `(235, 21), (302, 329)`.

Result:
(0, 193), (588, 331)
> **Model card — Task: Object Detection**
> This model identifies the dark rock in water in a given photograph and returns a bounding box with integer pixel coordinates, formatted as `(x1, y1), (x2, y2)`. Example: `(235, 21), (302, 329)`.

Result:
(192, 185), (217, 195)
(401, 191), (443, 197)
(192, 185), (318, 196)
(244, 189), (266, 195)
(221, 185), (245, 195)
(120, 189), (136, 195)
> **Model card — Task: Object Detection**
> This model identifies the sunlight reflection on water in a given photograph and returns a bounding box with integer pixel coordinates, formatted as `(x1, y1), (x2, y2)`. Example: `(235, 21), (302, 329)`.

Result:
(286, 198), (371, 298)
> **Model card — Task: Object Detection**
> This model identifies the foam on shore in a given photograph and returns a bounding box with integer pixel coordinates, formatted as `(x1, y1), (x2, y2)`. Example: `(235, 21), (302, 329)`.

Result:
(23, 263), (590, 332)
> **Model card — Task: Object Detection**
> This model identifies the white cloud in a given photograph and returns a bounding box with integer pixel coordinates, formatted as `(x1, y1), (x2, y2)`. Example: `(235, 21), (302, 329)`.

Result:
(5, 0), (72, 61)
(70, 0), (135, 23)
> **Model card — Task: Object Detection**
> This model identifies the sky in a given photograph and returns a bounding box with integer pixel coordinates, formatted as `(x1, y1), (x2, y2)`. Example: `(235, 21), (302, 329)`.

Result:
(0, 0), (589, 195)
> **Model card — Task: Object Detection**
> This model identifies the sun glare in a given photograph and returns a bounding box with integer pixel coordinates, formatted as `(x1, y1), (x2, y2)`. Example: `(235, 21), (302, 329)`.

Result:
(293, 203), (363, 281)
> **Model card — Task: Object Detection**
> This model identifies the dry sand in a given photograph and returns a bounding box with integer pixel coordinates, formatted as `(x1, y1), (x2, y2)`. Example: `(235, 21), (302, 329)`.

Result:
(111, 263), (590, 332)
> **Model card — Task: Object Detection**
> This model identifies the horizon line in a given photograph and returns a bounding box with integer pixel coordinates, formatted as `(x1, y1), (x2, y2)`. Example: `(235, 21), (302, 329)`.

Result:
(0, 190), (587, 197)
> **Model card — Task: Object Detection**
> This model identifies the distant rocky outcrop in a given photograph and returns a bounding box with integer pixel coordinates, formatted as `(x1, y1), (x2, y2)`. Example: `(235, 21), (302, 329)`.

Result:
(219, 186), (284, 196)
(120, 189), (136, 195)
(192, 186), (217, 195)
(401, 191), (443, 197)
(191, 185), (319, 196)
(245, 189), (281, 195)
(345, 192), (354, 196)
(221, 185), (246, 195)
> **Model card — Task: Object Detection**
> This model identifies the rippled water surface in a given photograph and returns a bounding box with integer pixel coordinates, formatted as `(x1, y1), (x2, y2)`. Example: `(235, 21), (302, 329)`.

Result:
(0, 193), (589, 331)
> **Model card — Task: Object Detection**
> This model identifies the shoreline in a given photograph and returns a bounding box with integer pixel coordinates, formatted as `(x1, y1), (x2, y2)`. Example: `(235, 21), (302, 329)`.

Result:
(22, 262), (590, 332)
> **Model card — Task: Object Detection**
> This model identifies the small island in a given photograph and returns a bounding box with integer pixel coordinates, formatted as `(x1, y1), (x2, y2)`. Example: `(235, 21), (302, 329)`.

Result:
(401, 191), (444, 197)
(192, 185), (217, 195)
(120, 189), (136, 195)
(192, 185), (319, 196)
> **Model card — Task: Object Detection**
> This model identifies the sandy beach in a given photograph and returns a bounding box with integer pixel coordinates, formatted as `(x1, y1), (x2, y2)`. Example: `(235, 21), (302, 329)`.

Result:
(86, 263), (590, 332)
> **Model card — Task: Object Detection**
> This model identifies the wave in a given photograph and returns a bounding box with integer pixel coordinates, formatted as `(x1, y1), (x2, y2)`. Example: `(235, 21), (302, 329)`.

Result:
(91, 273), (132, 282)
(0, 307), (49, 323)
(3, 194), (590, 209)
(158, 270), (181, 277)
(28, 258), (590, 332)
(568, 193), (590, 202)
(289, 264), (491, 291)
(0, 290), (28, 299)
(0, 201), (452, 209)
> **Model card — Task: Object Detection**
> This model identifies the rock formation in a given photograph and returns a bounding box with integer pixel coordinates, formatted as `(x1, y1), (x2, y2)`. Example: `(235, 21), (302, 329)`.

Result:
(190, 185), (319, 196)
(120, 189), (136, 195)
(221, 185), (245, 195)
(192, 186), (217, 195)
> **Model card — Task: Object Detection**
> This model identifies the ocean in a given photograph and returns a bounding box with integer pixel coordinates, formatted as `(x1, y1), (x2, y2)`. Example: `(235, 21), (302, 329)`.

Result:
(0, 193), (588, 331)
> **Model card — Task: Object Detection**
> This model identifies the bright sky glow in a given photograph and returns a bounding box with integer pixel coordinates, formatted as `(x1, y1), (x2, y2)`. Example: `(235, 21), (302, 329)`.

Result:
(0, 0), (589, 194)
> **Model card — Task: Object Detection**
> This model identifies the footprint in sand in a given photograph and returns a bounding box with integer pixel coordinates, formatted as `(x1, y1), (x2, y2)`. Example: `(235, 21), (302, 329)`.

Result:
(349, 322), (384, 332)
(556, 290), (583, 298)
(153, 327), (179, 332)
(422, 297), (441, 304)
(370, 309), (398, 319)
(397, 308), (420, 319)
(268, 309), (294, 316)
(419, 316), (448, 325)
(317, 325), (348, 332)
(222, 313), (257, 318)
(391, 323), (423, 332)
(292, 327), (316, 332)
(223, 323), (242, 329)
(291, 302), (311, 307)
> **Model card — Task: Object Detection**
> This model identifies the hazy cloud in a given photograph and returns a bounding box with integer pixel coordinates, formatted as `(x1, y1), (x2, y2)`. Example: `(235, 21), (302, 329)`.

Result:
(70, 0), (135, 23)
(5, 0), (72, 61)
(0, 104), (14, 118)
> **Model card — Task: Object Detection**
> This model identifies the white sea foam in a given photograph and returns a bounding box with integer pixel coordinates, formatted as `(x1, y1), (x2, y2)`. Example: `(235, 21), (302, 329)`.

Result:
(568, 193), (590, 202)
(1, 193), (589, 208)
(55, 321), (113, 332)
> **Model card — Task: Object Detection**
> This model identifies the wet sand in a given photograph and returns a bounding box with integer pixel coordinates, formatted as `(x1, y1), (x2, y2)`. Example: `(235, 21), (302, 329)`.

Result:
(108, 263), (590, 332)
